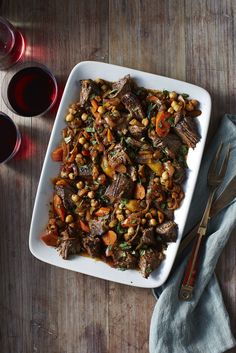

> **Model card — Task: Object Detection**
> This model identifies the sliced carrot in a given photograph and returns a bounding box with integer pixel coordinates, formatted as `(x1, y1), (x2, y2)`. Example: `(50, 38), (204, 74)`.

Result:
(134, 184), (146, 200)
(122, 216), (141, 228)
(147, 95), (161, 104)
(102, 230), (117, 246)
(51, 146), (63, 161)
(79, 220), (90, 233)
(107, 128), (114, 143)
(101, 156), (115, 178)
(53, 194), (65, 221)
(67, 146), (78, 163)
(95, 207), (111, 217)
(91, 99), (99, 111)
(41, 232), (58, 247)
(155, 111), (171, 137)
(55, 179), (68, 186)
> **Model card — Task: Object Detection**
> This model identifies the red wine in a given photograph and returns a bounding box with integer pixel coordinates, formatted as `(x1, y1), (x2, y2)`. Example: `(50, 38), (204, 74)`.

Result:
(0, 113), (20, 163)
(7, 67), (57, 117)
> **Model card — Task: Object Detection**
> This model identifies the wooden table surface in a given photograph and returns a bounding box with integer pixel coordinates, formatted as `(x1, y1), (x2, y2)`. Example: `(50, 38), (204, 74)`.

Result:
(0, 1), (236, 352)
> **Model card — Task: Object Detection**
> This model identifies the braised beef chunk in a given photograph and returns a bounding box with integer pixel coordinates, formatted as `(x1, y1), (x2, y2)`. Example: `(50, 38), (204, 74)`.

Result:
(139, 249), (165, 278)
(108, 143), (130, 169)
(174, 116), (200, 148)
(112, 248), (138, 269)
(89, 219), (108, 236)
(128, 125), (146, 138)
(153, 201), (174, 220)
(82, 236), (102, 257)
(148, 131), (182, 159)
(79, 79), (101, 107)
(125, 136), (143, 148)
(173, 162), (185, 184)
(58, 239), (81, 260)
(156, 220), (178, 242)
(141, 228), (156, 246)
(55, 184), (76, 210)
(105, 174), (134, 201)
(110, 75), (132, 98)
(121, 92), (145, 120)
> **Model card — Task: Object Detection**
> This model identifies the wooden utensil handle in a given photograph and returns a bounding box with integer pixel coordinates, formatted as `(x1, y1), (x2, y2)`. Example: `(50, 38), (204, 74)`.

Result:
(179, 235), (204, 300)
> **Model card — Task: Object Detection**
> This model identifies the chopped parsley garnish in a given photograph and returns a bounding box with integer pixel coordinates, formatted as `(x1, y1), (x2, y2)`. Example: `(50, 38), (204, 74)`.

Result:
(116, 222), (126, 234)
(182, 93), (189, 99)
(160, 202), (167, 209)
(119, 242), (131, 250)
(85, 127), (95, 132)
(167, 116), (175, 127)
(163, 90), (169, 96)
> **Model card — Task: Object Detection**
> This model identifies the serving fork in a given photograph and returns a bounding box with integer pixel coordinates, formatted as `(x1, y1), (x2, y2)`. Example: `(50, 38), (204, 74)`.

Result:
(179, 142), (231, 301)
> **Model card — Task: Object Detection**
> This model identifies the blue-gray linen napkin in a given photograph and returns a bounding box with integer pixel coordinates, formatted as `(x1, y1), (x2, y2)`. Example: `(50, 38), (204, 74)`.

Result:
(149, 114), (236, 353)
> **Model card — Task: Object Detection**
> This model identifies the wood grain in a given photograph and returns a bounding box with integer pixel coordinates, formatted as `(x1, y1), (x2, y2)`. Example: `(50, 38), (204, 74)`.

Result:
(0, 1), (235, 353)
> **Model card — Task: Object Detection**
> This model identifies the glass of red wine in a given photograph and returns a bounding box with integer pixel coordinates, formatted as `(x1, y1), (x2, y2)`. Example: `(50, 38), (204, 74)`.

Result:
(0, 16), (25, 70)
(0, 112), (21, 163)
(1, 62), (58, 117)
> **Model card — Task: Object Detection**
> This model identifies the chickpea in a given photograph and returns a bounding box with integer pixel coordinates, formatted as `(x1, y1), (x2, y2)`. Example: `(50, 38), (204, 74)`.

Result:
(186, 102), (194, 111)
(97, 174), (106, 185)
(171, 100), (178, 108)
(109, 219), (118, 228)
(91, 199), (98, 207)
(65, 215), (73, 223)
(117, 214), (124, 222)
(161, 171), (169, 180)
(142, 118), (149, 127)
(60, 170), (67, 178)
(69, 172), (75, 180)
(149, 218), (157, 226)
(141, 218), (147, 225)
(97, 106), (105, 114)
(69, 108), (77, 115)
(191, 99), (199, 107)
(71, 194), (79, 202)
(78, 137), (86, 145)
(83, 142), (90, 150)
(169, 91), (177, 100)
(145, 212), (152, 219)
(127, 227), (135, 236)
(116, 209), (122, 215)
(124, 233), (131, 241)
(65, 113), (74, 122)
(78, 188), (88, 197)
(87, 191), (95, 199)
(167, 107), (174, 114)
(76, 181), (84, 189)
(112, 110), (120, 117)
(125, 209), (131, 215)
(81, 113), (88, 121)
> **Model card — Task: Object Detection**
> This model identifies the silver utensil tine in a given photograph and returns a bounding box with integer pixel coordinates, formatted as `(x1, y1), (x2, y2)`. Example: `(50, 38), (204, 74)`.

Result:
(219, 144), (231, 178)
(209, 142), (223, 175)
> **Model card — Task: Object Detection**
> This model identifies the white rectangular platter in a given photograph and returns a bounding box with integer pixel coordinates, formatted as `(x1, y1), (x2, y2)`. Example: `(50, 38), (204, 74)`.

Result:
(29, 61), (211, 288)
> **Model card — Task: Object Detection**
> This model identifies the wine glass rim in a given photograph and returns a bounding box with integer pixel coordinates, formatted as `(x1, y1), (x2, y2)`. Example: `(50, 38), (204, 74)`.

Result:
(0, 112), (21, 163)
(1, 61), (58, 117)
(0, 16), (16, 59)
